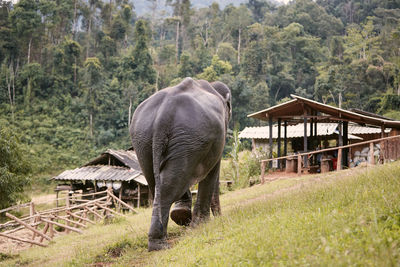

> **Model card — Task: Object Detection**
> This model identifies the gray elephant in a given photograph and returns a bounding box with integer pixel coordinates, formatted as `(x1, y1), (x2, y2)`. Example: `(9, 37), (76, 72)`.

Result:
(129, 77), (231, 251)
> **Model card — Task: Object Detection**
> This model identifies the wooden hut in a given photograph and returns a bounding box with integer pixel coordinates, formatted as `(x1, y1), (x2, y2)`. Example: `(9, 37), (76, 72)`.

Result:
(53, 149), (150, 208)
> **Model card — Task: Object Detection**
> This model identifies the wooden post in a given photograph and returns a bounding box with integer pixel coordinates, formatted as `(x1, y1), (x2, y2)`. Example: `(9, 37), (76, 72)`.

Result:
(284, 120), (288, 156)
(29, 202), (35, 224)
(49, 218), (54, 238)
(268, 116), (273, 169)
(277, 118), (281, 169)
(38, 222), (50, 243)
(118, 183), (123, 212)
(343, 121), (348, 167)
(297, 154), (302, 175)
(260, 161), (266, 184)
(369, 142), (375, 165)
(337, 148), (342, 171)
(137, 184), (141, 208)
(303, 114), (308, 167)
(66, 193), (71, 234)
(56, 191), (59, 208)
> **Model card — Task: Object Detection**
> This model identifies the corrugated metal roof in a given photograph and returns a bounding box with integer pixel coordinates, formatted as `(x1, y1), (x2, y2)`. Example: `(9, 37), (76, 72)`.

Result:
(84, 149), (141, 170)
(247, 94), (400, 129)
(238, 123), (383, 139)
(53, 165), (148, 186)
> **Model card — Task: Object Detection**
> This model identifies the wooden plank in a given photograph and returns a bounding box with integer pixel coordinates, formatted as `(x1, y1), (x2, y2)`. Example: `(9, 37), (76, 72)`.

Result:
(0, 232), (47, 247)
(108, 191), (138, 213)
(41, 218), (83, 234)
(5, 213), (51, 241)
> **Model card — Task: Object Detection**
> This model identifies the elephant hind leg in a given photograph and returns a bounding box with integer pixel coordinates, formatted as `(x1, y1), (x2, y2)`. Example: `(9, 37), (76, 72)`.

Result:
(191, 162), (221, 226)
(170, 189), (192, 226)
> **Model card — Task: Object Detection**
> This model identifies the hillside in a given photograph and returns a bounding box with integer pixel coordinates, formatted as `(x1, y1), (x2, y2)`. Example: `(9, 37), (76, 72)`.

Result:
(1, 162), (399, 266)
(1, 0), (400, 199)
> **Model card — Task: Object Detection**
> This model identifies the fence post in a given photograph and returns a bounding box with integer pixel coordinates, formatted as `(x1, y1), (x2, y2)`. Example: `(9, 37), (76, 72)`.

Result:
(30, 202), (35, 224)
(369, 142), (375, 165)
(297, 154), (302, 175)
(260, 161), (266, 184)
(337, 148), (342, 171)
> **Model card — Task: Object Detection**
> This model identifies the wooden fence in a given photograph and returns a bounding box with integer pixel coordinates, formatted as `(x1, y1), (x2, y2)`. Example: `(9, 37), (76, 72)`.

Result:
(0, 188), (137, 248)
(260, 135), (400, 183)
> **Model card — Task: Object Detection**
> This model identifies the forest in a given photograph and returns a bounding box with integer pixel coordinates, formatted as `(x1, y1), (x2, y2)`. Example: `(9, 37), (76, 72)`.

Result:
(0, 0), (400, 207)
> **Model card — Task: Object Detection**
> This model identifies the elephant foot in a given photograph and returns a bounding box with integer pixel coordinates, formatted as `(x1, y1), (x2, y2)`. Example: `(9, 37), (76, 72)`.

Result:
(170, 201), (192, 226)
(148, 238), (169, 252)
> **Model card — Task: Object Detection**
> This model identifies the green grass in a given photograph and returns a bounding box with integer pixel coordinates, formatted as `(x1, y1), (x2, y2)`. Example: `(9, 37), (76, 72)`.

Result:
(1, 162), (400, 266)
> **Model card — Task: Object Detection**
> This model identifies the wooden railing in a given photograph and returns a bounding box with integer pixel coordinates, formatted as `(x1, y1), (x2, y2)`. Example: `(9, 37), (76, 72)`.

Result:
(260, 135), (400, 183)
(0, 189), (137, 247)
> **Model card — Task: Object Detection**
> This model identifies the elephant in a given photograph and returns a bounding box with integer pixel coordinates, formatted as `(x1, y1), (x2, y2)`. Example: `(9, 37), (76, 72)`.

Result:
(129, 77), (231, 251)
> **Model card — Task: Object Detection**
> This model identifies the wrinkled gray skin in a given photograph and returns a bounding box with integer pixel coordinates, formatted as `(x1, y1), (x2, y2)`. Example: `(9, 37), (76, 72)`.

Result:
(130, 78), (231, 251)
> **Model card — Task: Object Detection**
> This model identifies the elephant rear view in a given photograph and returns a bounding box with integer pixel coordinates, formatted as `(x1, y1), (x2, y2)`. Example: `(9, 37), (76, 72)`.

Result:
(130, 77), (231, 251)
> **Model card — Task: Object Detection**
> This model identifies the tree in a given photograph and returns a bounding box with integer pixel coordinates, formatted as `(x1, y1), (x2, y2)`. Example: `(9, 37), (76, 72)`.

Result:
(0, 127), (31, 210)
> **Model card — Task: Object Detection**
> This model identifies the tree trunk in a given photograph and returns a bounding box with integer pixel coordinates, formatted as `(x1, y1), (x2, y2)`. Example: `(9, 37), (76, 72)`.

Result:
(128, 97), (132, 128)
(73, 0), (77, 39)
(175, 20), (180, 65)
(87, 15), (92, 58)
(27, 37), (32, 64)
(6, 64), (14, 120)
(90, 113), (93, 138)
(237, 28), (241, 65)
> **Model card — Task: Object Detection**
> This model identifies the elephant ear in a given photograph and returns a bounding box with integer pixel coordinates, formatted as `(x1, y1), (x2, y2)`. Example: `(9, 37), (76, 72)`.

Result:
(210, 81), (232, 109)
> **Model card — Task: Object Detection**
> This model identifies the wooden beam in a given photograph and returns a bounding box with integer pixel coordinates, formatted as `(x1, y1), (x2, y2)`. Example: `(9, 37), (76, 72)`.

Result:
(261, 134), (400, 163)
(54, 216), (87, 228)
(277, 119), (281, 169)
(303, 112), (308, 167)
(66, 211), (95, 224)
(108, 190), (138, 213)
(269, 116), (273, 169)
(369, 142), (375, 165)
(337, 148), (342, 171)
(41, 218), (83, 234)
(0, 232), (47, 247)
(84, 206), (104, 220)
(260, 161), (266, 184)
(95, 203), (126, 217)
(297, 154), (302, 176)
(5, 213), (51, 241)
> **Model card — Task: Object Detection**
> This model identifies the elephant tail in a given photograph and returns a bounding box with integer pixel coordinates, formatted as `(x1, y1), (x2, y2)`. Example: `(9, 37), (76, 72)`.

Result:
(151, 136), (166, 187)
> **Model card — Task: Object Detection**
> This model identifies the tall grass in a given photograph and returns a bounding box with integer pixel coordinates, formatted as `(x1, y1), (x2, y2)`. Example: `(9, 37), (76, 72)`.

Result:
(1, 162), (399, 266)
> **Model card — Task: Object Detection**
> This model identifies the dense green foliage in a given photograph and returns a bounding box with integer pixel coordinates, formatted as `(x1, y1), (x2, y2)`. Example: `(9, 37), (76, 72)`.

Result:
(0, 0), (399, 180)
(0, 127), (31, 209)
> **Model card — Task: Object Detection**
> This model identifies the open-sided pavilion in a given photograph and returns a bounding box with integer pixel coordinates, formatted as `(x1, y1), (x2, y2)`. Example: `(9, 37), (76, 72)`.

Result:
(247, 95), (400, 176)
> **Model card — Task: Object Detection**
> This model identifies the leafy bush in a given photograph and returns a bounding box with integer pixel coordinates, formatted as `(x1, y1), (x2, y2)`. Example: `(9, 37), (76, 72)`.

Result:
(0, 127), (31, 210)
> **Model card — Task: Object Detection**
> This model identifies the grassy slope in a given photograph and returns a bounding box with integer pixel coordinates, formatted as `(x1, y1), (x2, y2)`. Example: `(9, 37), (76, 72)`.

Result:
(1, 162), (400, 266)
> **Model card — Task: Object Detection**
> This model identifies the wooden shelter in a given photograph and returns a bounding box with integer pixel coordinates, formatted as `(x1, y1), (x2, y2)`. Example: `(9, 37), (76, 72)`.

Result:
(53, 149), (150, 208)
(248, 95), (400, 171)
